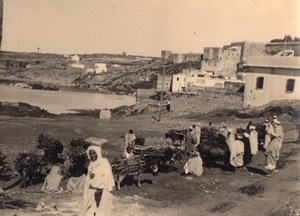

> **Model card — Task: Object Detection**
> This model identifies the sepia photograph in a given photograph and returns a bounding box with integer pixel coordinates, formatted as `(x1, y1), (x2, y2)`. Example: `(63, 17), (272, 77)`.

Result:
(0, 0), (299, 215)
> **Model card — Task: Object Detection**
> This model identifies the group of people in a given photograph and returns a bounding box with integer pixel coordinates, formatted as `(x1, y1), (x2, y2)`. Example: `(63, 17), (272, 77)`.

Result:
(38, 116), (284, 215)
(41, 139), (115, 216)
(224, 115), (284, 174)
(182, 116), (284, 176)
(183, 123), (203, 176)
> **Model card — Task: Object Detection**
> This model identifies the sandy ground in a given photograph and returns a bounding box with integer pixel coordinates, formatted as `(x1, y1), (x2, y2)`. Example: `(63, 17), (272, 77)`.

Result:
(0, 112), (299, 216)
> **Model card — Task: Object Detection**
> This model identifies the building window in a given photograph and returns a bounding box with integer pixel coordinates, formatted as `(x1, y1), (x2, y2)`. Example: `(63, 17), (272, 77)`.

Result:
(286, 79), (295, 93)
(177, 77), (179, 81)
(256, 77), (264, 89)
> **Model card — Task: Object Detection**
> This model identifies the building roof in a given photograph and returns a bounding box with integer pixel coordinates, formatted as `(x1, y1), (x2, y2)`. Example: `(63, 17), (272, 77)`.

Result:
(246, 56), (300, 69)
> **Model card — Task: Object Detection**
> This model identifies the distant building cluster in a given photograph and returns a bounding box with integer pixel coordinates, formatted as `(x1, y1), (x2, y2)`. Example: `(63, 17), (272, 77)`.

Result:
(157, 35), (300, 107)
(67, 55), (108, 74)
(161, 51), (202, 64)
(202, 41), (266, 77)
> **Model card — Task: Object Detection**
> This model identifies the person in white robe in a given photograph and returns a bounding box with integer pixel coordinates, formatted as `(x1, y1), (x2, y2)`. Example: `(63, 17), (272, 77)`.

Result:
(249, 125), (258, 156)
(123, 146), (134, 159)
(41, 166), (63, 193)
(83, 144), (115, 216)
(263, 120), (274, 150)
(184, 151), (203, 176)
(124, 129), (136, 147)
(224, 128), (235, 167)
(194, 123), (202, 148)
(265, 119), (284, 173)
(229, 134), (244, 168)
(66, 174), (86, 194)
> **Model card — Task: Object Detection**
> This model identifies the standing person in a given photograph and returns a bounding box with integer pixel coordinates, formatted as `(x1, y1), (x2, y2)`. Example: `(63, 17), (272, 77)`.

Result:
(242, 132), (252, 167)
(230, 134), (244, 171)
(275, 120), (284, 150)
(263, 119), (273, 150)
(194, 123), (201, 148)
(249, 125), (258, 156)
(185, 127), (197, 154)
(124, 129), (136, 148)
(265, 119), (284, 174)
(166, 99), (171, 112)
(83, 144), (115, 216)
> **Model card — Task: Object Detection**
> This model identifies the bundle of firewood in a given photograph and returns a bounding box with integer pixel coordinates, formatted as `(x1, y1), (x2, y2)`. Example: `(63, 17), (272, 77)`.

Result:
(63, 138), (90, 176)
(111, 145), (180, 175)
(14, 153), (48, 187)
(37, 134), (64, 163)
(165, 129), (187, 143)
(200, 127), (227, 148)
(133, 146), (169, 157)
(112, 155), (147, 175)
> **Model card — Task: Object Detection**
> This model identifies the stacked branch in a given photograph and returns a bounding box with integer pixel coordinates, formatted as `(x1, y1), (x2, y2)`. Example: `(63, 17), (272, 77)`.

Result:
(14, 153), (48, 188)
(112, 155), (147, 175)
(37, 134), (64, 163)
(63, 138), (90, 176)
(112, 145), (184, 176)
(200, 127), (227, 149)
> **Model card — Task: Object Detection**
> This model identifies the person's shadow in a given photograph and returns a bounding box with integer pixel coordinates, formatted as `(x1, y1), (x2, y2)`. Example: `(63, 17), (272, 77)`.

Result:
(246, 166), (268, 175)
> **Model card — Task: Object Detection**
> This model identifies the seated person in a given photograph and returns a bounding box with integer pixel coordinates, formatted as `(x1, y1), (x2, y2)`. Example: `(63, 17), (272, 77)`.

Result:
(41, 166), (63, 193)
(66, 168), (86, 194)
(183, 151), (203, 176)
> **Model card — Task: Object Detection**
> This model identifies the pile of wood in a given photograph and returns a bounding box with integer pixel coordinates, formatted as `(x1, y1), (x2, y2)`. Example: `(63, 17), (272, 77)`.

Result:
(37, 134), (64, 163)
(14, 153), (48, 188)
(198, 127), (228, 164)
(200, 127), (227, 149)
(111, 145), (182, 190)
(165, 127), (228, 151)
(135, 134), (145, 146)
(165, 129), (187, 144)
(165, 127), (228, 164)
(112, 155), (147, 176)
(63, 138), (90, 176)
(112, 145), (180, 173)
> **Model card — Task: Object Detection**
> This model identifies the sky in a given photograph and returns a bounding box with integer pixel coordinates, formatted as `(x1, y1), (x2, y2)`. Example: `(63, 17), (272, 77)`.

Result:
(1, 0), (300, 56)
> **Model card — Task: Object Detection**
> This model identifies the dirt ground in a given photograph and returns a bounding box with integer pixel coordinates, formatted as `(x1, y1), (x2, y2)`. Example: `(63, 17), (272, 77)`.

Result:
(0, 111), (299, 216)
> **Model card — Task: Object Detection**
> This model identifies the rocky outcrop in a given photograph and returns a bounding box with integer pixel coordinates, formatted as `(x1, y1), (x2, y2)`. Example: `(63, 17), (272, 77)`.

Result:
(0, 101), (56, 118)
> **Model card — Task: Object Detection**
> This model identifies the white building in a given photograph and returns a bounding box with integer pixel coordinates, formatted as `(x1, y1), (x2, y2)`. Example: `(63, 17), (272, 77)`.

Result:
(243, 56), (300, 108)
(171, 73), (225, 92)
(70, 63), (85, 69)
(95, 63), (107, 73)
(71, 55), (80, 63)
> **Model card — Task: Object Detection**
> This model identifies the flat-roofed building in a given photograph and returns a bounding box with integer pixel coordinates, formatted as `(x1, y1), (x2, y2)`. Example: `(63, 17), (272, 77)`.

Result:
(243, 56), (300, 108)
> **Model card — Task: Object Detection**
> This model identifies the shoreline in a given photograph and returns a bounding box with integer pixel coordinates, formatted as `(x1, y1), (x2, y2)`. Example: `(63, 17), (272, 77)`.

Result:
(0, 75), (136, 96)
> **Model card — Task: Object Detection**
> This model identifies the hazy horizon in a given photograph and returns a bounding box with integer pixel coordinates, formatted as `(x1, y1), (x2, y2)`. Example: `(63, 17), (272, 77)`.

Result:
(1, 0), (299, 57)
